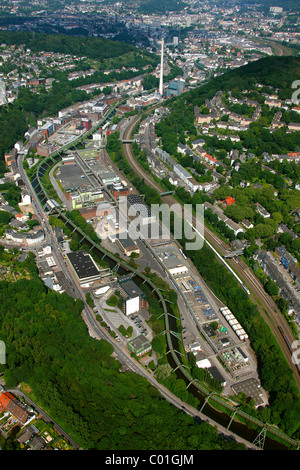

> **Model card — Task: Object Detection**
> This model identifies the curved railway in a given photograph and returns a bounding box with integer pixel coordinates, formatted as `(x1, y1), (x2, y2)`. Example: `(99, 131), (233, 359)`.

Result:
(26, 110), (300, 450)
(122, 113), (300, 391)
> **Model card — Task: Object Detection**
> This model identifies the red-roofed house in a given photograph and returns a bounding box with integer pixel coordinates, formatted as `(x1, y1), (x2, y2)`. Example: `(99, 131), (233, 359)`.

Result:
(0, 392), (29, 424)
(223, 196), (236, 207)
(204, 153), (217, 165)
(0, 392), (15, 412)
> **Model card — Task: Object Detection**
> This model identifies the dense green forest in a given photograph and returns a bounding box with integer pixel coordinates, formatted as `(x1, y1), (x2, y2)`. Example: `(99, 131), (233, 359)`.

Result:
(0, 272), (245, 450)
(190, 56), (300, 103)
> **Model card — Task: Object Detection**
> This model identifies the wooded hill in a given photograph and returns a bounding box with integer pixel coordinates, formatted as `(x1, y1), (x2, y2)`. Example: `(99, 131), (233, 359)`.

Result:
(0, 30), (157, 64)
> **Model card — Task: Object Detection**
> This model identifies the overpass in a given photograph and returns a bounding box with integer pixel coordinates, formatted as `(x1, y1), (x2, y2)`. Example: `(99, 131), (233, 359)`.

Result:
(224, 249), (244, 258)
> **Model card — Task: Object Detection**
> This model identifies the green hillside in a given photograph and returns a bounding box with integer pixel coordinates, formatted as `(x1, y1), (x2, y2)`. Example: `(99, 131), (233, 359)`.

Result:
(0, 30), (155, 63)
(243, 0), (300, 11)
(189, 56), (300, 104)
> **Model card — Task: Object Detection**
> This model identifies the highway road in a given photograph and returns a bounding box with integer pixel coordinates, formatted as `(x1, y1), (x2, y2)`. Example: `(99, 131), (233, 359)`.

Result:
(121, 114), (300, 391)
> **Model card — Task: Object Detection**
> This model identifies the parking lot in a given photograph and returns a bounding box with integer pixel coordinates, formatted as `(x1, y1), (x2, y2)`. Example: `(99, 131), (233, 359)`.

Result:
(93, 289), (152, 343)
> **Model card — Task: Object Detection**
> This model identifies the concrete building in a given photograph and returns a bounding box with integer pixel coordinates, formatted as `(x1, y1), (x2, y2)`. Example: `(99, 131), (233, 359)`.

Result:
(66, 250), (102, 285)
(99, 170), (120, 186)
(6, 229), (45, 245)
(79, 202), (112, 221)
(128, 334), (151, 357)
(117, 275), (148, 316)
(108, 182), (132, 200)
(69, 188), (104, 209)
(40, 121), (55, 138)
(164, 79), (185, 98)
(127, 195), (156, 227)
(173, 164), (192, 185)
(114, 233), (140, 257)
(37, 141), (59, 157)
(159, 38), (164, 96)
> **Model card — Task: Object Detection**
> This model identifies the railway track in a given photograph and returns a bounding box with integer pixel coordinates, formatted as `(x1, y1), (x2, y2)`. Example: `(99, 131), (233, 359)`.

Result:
(121, 115), (300, 390)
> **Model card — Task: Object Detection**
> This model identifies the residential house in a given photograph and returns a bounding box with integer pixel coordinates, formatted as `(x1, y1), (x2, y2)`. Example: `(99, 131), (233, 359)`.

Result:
(0, 392), (29, 425)
(256, 203), (270, 218)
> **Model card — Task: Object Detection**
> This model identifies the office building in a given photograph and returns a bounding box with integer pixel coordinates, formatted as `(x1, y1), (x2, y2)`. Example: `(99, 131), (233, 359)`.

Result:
(117, 275), (148, 316)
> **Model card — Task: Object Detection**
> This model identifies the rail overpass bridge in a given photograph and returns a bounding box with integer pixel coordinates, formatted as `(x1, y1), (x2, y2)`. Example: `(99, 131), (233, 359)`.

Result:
(224, 248), (244, 258)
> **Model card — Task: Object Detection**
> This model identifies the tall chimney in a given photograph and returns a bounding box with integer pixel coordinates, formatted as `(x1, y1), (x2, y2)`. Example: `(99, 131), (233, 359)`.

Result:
(159, 38), (164, 96)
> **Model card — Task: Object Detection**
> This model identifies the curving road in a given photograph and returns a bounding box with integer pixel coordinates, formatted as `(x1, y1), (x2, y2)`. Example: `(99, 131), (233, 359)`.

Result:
(121, 114), (300, 391)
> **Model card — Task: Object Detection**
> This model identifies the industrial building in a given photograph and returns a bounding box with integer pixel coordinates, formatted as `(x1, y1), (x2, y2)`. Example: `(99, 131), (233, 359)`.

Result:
(127, 334), (151, 357)
(114, 233), (140, 257)
(69, 188), (104, 209)
(99, 170), (120, 186)
(219, 307), (248, 341)
(36, 141), (60, 157)
(164, 79), (185, 98)
(117, 275), (148, 316)
(79, 201), (112, 221)
(107, 182), (133, 200)
(66, 250), (102, 285)
(126, 195), (156, 227)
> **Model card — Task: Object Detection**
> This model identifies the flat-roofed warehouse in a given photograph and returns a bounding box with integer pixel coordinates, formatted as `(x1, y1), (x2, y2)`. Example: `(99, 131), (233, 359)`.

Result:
(66, 250), (102, 284)
(114, 233), (140, 257)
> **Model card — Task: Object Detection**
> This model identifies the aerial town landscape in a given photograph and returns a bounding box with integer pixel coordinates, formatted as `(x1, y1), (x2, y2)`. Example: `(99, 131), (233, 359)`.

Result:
(0, 0), (299, 457)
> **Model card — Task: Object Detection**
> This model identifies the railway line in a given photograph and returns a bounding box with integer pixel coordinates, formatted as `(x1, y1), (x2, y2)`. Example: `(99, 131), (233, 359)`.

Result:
(121, 114), (300, 390)
(27, 112), (300, 450)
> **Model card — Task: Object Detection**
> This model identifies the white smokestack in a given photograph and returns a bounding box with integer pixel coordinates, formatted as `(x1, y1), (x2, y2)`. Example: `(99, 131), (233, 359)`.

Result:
(159, 38), (164, 96)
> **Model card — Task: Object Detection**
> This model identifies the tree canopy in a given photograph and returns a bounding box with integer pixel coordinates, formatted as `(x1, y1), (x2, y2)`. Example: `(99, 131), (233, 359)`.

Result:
(0, 276), (245, 450)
